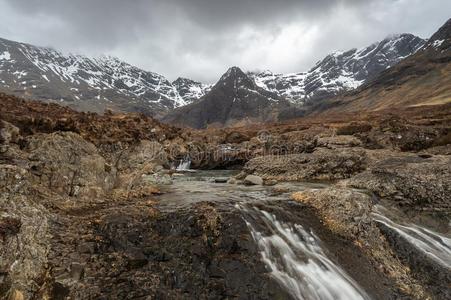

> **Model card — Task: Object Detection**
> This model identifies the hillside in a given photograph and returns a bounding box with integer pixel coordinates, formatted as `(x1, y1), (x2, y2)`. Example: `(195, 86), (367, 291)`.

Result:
(314, 18), (451, 113)
(163, 67), (292, 128)
(249, 34), (425, 104)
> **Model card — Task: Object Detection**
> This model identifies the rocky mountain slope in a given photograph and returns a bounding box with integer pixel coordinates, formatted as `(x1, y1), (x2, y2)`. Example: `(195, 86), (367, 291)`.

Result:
(0, 33), (424, 122)
(171, 77), (211, 104)
(249, 34), (425, 104)
(164, 34), (425, 128)
(163, 67), (293, 128)
(0, 38), (209, 116)
(315, 18), (451, 113)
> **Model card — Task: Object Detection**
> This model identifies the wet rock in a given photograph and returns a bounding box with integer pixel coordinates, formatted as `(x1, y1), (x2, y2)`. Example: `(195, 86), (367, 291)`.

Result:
(50, 282), (70, 300)
(214, 177), (228, 183)
(144, 202), (294, 300)
(291, 188), (432, 299)
(243, 147), (367, 181)
(244, 175), (263, 185)
(377, 222), (451, 299)
(345, 154), (451, 211)
(227, 178), (237, 184)
(292, 188), (373, 237)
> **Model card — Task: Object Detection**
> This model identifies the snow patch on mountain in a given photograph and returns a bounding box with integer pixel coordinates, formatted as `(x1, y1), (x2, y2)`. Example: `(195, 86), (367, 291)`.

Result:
(0, 51), (10, 60)
(0, 37), (209, 114)
(432, 39), (445, 49)
(250, 33), (425, 104)
(172, 77), (211, 103)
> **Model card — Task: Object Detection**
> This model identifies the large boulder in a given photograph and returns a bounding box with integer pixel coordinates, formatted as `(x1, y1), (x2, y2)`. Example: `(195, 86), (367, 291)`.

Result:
(113, 140), (169, 196)
(24, 132), (115, 198)
(243, 175), (263, 186)
(117, 140), (167, 172)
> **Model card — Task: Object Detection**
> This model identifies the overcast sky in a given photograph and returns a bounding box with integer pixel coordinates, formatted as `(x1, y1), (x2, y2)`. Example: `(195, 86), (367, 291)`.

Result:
(0, 0), (449, 82)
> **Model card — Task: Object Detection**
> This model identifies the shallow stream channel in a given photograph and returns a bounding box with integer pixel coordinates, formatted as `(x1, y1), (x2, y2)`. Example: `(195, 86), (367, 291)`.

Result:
(156, 170), (450, 300)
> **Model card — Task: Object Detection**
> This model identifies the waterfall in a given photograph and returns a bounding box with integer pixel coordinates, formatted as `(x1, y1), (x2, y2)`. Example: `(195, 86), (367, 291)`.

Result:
(372, 206), (451, 268)
(176, 156), (192, 171)
(238, 204), (371, 300)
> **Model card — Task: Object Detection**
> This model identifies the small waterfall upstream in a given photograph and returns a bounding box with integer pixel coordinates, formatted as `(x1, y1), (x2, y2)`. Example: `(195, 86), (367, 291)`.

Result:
(372, 206), (451, 268)
(237, 204), (371, 300)
(176, 156), (192, 171)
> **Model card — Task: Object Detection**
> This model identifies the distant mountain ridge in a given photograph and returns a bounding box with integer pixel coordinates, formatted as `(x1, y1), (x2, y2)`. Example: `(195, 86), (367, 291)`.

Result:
(0, 32), (429, 122)
(249, 33), (425, 104)
(164, 34), (427, 128)
(0, 37), (210, 115)
(313, 18), (451, 113)
(163, 66), (291, 128)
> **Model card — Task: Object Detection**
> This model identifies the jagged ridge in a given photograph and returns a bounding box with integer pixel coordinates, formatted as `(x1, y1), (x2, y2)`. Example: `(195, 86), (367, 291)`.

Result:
(0, 37), (209, 115)
(249, 34), (425, 104)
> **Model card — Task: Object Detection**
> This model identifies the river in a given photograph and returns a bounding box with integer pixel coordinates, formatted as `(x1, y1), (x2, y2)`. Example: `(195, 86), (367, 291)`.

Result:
(157, 170), (450, 300)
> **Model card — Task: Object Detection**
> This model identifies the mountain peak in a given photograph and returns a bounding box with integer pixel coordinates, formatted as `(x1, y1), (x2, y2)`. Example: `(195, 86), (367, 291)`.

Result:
(221, 66), (246, 79)
(215, 66), (256, 90)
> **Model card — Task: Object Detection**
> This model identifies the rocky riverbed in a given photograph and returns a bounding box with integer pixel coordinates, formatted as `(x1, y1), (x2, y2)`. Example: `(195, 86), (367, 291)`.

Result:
(0, 94), (450, 299)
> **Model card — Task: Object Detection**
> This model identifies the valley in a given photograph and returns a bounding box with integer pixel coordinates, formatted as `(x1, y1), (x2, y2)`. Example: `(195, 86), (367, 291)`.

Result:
(0, 10), (450, 300)
(0, 88), (450, 298)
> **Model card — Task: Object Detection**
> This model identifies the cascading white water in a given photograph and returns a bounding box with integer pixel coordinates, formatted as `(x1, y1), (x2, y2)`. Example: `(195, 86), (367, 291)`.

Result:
(372, 206), (451, 268)
(238, 204), (371, 300)
(176, 157), (192, 171)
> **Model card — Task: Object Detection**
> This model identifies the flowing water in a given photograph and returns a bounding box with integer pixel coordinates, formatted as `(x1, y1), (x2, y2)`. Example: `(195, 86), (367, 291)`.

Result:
(372, 205), (451, 268)
(175, 156), (192, 171)
(158, 170), (451, 299)
(159, 170), (372, 299)
(238, 204), (371, 300)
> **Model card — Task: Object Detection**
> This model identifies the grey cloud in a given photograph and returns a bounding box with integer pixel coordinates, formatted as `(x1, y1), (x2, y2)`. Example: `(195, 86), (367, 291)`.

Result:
(0, 0), (450, 82)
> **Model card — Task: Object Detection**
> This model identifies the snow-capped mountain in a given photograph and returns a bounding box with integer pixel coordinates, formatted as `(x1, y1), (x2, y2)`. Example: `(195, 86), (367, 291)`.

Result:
(318, 18), (451, 113)
(163, 66), (291, 128)
(0, 37), (206, 115)
(164, 34), (427, 128)
(0, 33), (427, 120)
(249, 34), (426, 104)
(172, 77), (211, 104)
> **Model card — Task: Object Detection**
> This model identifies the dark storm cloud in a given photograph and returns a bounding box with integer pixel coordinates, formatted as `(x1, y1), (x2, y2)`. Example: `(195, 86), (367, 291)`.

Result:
(0, 0), (450, 82)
